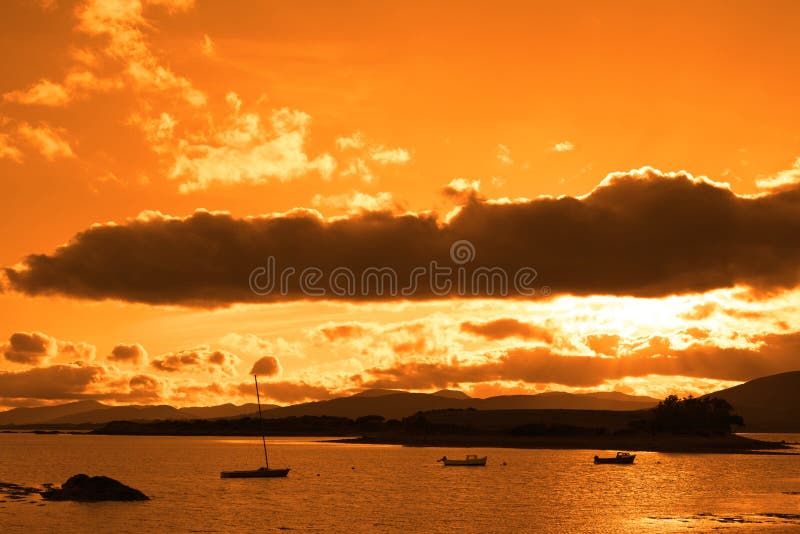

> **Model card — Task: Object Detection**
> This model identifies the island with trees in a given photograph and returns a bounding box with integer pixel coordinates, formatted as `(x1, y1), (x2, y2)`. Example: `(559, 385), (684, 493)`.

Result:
(88, 395), (792, 454)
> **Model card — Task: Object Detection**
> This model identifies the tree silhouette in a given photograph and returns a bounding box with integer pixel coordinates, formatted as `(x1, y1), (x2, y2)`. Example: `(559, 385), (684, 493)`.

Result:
(651, 395), (743, 435)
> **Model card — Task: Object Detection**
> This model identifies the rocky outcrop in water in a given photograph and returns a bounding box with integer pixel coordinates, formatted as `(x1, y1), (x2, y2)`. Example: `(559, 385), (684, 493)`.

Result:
(0, 481), (42, 503)
(40, 474), (149, 502)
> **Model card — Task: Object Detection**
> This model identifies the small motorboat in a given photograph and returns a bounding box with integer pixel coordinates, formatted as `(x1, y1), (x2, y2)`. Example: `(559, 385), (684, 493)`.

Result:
(437, 454), (487, 466)
(594, 452), (636, 464)
(220, 467), (290, 478)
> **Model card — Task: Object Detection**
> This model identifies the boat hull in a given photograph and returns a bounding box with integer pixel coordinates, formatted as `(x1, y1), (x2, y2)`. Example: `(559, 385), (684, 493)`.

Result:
(594, 455), (635, 464)
(220, 468), (290, 478)
(441, 458), (487, 466)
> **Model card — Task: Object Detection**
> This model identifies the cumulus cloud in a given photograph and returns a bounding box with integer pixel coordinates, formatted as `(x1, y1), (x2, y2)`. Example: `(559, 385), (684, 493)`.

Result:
(2, 332), (95, 365)
(128, 373), (163, 400)
(151, 346), (240, 375)
(461, 319), (553, 343)
(242, 380), (333, 404)
(360, 331), (800, 389)
(2, 332), (58, 365)
(318, 323), (368, 342)
(442, 178), (481, 199)
(250, 355), (281, 377)
(0, 363), (169, 404)
(0, 364), (105, 399)
(108, 343), (148, 365)
(7, 168), (800, 306)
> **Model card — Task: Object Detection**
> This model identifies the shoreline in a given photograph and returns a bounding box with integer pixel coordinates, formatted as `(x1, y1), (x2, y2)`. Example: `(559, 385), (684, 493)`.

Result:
(2, 429), (798, 454)
(327, 433), (798, 454)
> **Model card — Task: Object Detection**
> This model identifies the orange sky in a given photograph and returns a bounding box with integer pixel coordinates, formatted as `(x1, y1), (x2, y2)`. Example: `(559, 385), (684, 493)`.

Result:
(1, 0), (799, 408)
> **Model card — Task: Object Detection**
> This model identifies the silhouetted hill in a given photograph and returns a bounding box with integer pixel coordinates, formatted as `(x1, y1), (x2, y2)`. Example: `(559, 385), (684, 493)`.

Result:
(351, 388), (471, 400)
(0, 390), (657, 426)
(46, 405), (190, 424)
(0, 401), (274, 426)
(583, 391), (660, 403)
(178, 403), (275, 419)
(263, 391), (658, 420)
(706, 371), (800, 432)
(351, 389), (407, 398)
(477, 392), (658, 412)
(263, 393), (466, 420)
(0, 400), (106, 426)
(432, 389), (471, 399)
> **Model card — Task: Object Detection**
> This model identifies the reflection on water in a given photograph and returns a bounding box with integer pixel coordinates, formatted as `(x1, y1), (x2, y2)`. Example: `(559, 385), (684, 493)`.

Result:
(0, 434), (798, 533)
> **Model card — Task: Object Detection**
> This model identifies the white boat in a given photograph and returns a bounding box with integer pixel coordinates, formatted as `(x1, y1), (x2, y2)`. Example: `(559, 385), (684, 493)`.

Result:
(221, 375), (290, 479)
(437, 454), (487, 466)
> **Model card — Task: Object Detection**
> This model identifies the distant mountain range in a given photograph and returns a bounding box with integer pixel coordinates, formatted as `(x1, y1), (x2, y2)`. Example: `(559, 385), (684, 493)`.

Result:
(260, 389), (660, 421)
(2, 371), (798, 431)
(0, 400), (271, 426)
(0, 388), (657, 426)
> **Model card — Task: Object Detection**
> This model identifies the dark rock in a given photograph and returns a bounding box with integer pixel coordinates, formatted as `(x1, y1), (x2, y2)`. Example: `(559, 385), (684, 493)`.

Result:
(40, 474), (149, 502)
(0, 482), (40, 500)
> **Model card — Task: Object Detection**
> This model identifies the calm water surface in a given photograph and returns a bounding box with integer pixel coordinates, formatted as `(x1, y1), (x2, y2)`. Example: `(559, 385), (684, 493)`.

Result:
(0, 434), (798, 533)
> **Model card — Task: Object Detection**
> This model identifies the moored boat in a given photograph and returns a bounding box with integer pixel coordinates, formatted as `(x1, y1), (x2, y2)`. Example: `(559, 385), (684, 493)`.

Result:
(437, 454), (487, 466)
(220, 467), (290, 478)
(220, 375), (290, 479)
(594, 452), (636, 464)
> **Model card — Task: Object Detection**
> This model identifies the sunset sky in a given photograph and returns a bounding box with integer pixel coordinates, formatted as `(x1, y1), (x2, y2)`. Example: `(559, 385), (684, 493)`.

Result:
(1, 0), (799, 408)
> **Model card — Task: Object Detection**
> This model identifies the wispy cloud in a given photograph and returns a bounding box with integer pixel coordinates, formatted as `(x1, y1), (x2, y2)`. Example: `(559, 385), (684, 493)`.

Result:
(164, 99), (336, 192)
(17, 123), (75, 160)
(4, 72), (120, 107)
(201, 34), (216, 57)
(312, 191), (397, 213)
(0, 132), (23, 162)
(370, 146), (410, 165)
(130, 92), (336, 192)
(4, 0), (203, 108)
(496, 144), (512, 165)
(336, 131), (365, 150)
(552, 140), (575, 152)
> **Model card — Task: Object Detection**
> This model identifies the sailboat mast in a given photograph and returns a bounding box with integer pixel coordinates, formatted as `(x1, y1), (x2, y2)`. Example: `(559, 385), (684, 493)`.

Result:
(254, 374), (269, 468)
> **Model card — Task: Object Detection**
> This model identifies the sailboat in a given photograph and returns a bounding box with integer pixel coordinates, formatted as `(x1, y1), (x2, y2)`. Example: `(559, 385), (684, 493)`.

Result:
(220, 375), (290, 478)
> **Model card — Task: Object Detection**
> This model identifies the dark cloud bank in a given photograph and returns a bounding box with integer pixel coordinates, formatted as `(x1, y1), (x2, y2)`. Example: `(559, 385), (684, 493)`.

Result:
(5, 169), (800, 306)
